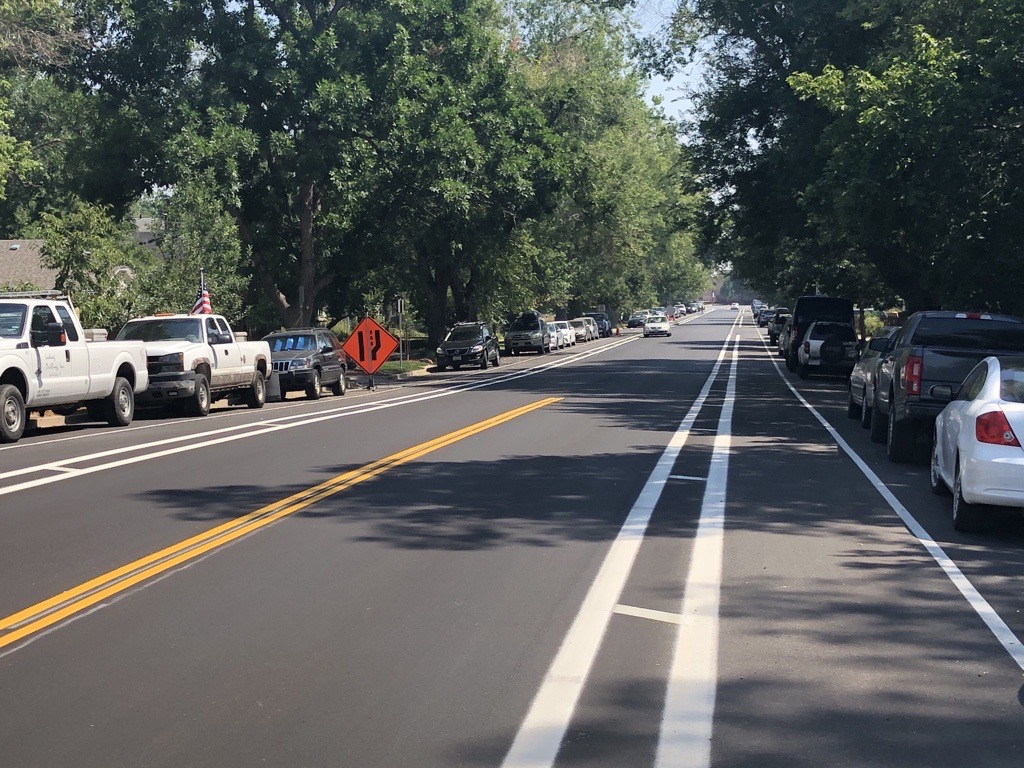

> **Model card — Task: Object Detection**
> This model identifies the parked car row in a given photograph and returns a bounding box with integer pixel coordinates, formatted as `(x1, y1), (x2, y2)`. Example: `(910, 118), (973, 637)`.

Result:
(763, 297), (1024, 533)
(1, 291), (352, 444)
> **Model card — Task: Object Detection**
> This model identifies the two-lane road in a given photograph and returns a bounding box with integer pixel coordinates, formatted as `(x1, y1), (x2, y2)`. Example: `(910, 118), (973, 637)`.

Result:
(2, 308), (1022, 767)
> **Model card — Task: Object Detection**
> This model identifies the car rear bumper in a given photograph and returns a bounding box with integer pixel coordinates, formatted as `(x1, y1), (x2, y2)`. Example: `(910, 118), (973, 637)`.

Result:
(963, 449), (1024, 508)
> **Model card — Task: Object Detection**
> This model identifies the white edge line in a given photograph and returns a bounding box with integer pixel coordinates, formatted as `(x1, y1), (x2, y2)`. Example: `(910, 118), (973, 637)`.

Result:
(500, 314), (743, 768)
(754, 330), (1024, 671)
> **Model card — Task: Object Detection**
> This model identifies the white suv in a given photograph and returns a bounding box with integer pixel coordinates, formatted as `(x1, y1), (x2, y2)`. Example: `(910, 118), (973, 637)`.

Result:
(796, 321), (859, 379)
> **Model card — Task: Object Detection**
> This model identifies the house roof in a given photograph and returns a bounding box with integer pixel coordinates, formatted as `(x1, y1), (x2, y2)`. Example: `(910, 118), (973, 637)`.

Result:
(0, 240), (57, 290)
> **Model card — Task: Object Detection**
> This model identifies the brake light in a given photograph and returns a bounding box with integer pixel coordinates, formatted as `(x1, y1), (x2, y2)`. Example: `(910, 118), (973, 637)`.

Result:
(976, 410), (1021, 447)
(904, 355), (923, 395)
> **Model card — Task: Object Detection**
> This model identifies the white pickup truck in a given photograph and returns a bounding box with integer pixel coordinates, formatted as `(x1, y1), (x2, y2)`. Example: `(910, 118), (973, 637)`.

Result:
(0, 291), (149, 443)
(114, 313), (270, 416)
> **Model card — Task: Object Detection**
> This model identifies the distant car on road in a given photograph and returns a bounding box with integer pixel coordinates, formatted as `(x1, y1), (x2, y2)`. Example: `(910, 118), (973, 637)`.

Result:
(847, 327), (899, 428)
(643, 314), (671, 338)
(555, 320), (576, 347)
(795, 321), (859, 379)
(583, 312), (612, 338)
(264, 327), (347, 399)
(436, 321), (500, 370)
(930, 355), (1024, 532)
(627, 312), (649, 328)
(730, 302), (740, 310)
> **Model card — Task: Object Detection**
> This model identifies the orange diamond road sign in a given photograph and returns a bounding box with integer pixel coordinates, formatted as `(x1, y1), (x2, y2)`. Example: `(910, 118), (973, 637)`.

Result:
(343, 317), (400, 375)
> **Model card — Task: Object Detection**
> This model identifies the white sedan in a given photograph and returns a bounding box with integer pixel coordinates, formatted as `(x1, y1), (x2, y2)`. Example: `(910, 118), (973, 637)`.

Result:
(643, 314), (671, 338)
(930, 355), (1024, 532)
(555, 320), (576, 347)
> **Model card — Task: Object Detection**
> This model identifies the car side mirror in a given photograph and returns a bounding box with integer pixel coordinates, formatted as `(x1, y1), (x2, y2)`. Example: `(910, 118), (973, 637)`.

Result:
(868, 337), (888, 352)
(46, 322), (67, 347)
(930, 384), (954, 402)
(322, 345), (333, 354)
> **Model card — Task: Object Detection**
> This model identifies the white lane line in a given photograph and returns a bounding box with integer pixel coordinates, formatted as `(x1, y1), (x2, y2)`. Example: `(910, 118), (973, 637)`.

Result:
(0, 335), (642, 497)
(669, 474), (707, 483)
(655, 335), (739, 768)
(613, 604), (684, 626)
(500, 317), (743, 768)
(753, 332), (1024, 671)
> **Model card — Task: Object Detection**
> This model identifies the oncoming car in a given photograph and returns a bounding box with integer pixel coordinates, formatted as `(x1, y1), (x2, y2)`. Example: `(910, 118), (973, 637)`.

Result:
(643, 314), (671, 338)
(930, 355), (1024, 532)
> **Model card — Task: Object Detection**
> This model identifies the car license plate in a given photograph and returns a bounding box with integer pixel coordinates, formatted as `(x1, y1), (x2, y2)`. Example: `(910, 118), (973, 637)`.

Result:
(452, 355), (461, 361)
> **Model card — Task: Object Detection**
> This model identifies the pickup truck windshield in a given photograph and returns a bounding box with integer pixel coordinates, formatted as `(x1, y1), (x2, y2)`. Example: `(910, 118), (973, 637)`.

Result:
(117, 318), (203, 342)
(911, 318), (1024, 350)
(0, 304), (27, 337)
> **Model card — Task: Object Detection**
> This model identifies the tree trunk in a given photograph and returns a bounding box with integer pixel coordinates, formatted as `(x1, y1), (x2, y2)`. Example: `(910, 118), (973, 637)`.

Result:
(414, 243), (450, 348)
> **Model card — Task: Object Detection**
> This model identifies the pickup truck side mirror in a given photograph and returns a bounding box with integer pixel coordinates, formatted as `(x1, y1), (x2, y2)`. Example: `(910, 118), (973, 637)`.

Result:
(46, 322), (67, 347)
(210, 332), (232, 344)
(32, 321), (68, 348)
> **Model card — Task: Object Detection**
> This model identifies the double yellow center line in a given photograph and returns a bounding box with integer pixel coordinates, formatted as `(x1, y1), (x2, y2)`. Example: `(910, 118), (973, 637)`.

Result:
(0, 397), (562, 651)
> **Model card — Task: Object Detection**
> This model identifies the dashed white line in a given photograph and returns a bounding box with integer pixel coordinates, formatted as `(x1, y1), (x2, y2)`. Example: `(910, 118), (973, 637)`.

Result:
(613, 604), (684, 626)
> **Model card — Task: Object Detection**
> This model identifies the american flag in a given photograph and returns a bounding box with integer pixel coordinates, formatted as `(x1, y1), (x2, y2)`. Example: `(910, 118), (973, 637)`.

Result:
(190, 273), (212, 314)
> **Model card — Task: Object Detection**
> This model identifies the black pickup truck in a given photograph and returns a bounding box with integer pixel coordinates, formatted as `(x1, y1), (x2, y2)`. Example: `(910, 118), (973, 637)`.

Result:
(871, 311), (1024, 462)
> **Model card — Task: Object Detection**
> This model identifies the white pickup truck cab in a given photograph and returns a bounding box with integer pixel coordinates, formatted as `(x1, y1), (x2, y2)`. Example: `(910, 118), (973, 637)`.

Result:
(115, 313), (270, 416)
(0, 291), (149, 443)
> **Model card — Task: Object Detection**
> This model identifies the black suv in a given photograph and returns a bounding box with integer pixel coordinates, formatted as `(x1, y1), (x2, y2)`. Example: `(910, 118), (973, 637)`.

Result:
(263, 327), (347, 399)
(436, 322), (500, 371)
(784, 296), (854, 372)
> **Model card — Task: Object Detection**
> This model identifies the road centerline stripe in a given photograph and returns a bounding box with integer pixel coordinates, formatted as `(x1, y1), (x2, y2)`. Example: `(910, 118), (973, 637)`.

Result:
(0, 397), (561, 653)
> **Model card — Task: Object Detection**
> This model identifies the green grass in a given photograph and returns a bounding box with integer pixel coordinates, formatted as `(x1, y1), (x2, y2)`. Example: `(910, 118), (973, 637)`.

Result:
(373, 359), (431, 375)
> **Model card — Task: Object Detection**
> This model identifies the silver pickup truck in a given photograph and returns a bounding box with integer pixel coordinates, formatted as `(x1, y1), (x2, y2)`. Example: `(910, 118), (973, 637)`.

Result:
(115, 313), (270, 416)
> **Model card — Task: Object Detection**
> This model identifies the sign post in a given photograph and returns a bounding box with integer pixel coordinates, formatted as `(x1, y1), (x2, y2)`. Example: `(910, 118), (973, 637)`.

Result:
(342, 317), (400, 388)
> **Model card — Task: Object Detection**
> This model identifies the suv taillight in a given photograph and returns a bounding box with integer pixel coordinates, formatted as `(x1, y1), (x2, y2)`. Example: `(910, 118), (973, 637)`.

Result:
(976, 410), (1021, 447)
(904, 355), (923, 395)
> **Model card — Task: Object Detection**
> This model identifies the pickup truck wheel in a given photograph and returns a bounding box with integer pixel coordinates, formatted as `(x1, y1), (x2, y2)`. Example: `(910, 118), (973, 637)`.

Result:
(953, 461), (984, 533)
(247, 371), (267, 409)
(0, 384), (26, 443)
(306, 370), (321, 400)
(185, 374), (211, 417)
(103, 376), (134, 426)
(330, 374), (346, 396)
(886, 405), (916, 463)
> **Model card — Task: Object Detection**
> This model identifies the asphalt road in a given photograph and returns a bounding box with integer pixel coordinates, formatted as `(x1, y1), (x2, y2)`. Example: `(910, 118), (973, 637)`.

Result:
(1, 308), (1023, 767)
